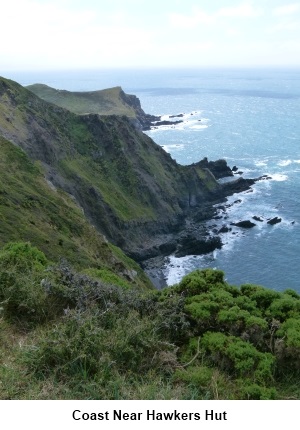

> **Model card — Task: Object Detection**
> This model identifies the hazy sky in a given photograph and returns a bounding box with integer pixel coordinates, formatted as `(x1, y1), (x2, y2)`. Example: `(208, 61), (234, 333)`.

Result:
(1, 0), (300, 70)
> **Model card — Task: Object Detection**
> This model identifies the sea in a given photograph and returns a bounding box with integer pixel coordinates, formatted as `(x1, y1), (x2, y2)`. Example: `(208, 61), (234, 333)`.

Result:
(6, 68), (300, 293)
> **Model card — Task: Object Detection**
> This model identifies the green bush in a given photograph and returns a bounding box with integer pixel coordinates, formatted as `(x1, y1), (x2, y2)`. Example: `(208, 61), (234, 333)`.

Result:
(0, 242), (48, 325)
(239, 382), (277, 400)
(0, 242), (47, 271)
(201, 332), (275, 383)
(175, 269), (225, 296)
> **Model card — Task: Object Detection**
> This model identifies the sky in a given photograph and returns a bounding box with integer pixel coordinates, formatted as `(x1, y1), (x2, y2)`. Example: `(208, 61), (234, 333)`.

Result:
(1, 0), (300, 71)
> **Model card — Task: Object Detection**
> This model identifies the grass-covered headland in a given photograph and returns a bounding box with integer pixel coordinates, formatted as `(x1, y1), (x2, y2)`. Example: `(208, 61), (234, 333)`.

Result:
(0, 242), (299, 400)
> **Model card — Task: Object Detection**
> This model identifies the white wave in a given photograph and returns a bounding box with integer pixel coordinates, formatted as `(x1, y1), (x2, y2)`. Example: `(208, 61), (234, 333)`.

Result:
(161, 144), (185, 152)
(255, 160), (268, 167)
(165, 255), (198, 285)
(278, 159), (292, 166)
(268, 173), (289, 181)
(190, 124), (209, 130)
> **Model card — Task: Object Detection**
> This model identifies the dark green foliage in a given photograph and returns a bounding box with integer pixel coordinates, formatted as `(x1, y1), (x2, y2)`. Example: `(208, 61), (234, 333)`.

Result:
(0, 253), (299, 399)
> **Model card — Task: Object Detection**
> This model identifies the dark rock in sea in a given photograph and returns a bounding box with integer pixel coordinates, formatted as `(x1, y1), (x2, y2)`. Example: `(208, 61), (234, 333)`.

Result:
(221, 177), (255, 194)
(232, 165), (238, 172)
(267, 217), (282, 225)
(236, 171), (243, 175)
(253, 216), (264, 222)
(169, 113), (184, 118)
(218, 225), (231, 233)
(258, 175), (272, 181)
(152, 119), (183, 127)
(175, 235), (222, 257)
(232, 220), (257, 228)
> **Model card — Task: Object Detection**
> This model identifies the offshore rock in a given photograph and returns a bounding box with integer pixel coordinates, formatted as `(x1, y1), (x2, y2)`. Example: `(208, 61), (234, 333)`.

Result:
(232, 220), (256, 228)
(267, 217), (282, 225)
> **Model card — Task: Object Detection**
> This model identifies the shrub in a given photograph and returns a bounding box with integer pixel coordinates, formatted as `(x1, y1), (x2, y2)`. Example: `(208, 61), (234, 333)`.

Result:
(0, 242), (48, 325)
(175, 269), (225, 296)
(201, 332), (275, 383)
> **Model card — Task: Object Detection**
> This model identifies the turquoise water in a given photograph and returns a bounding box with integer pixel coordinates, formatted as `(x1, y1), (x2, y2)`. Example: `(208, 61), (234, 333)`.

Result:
(6, 68), (300, 292)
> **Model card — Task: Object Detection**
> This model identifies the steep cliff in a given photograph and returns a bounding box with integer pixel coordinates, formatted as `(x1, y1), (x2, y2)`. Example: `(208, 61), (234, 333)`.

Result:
(0, 76), (252, 262)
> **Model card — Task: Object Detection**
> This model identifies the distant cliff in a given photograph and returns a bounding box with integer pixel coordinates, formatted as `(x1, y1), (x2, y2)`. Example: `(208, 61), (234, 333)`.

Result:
(27, 84), (159, 130)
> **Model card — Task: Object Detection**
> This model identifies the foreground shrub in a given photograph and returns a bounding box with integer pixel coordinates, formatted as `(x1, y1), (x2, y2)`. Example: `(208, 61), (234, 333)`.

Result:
(26, 308), (177, 380)
(0, 242), (48, 325)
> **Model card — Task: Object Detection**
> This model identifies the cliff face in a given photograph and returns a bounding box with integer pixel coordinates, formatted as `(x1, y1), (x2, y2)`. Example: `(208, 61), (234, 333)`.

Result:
(0, 76), (252, 262)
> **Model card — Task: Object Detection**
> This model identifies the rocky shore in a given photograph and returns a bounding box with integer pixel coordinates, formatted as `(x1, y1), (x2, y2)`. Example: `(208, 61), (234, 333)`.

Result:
(140, 166), (273, 289)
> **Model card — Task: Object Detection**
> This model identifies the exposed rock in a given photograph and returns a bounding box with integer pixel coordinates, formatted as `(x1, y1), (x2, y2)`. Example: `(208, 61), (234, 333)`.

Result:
(196, 157), (234, 179)
(267, 217), (282, 225)
(151, 119), (183, 127)
(218, 225), (231, 233)
(232, 220), (256, 228)
(169, 113), (184, 118)
(232, 165), (238, 172)
(258, 174), (272, 181)
(253, 216), (264, 222)
(175, 235), (222, 257)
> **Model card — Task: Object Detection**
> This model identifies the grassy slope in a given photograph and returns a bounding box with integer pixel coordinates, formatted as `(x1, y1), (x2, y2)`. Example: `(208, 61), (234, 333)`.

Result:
(26, 84), (138, 117)
(0, 135), (151, 289)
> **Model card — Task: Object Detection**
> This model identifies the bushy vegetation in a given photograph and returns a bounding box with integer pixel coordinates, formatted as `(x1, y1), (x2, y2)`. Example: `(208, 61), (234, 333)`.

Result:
(0, 243), (299, 399)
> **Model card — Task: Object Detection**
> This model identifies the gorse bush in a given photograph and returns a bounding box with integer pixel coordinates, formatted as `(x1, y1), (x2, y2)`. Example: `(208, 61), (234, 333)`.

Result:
(0, 244), (299, 399)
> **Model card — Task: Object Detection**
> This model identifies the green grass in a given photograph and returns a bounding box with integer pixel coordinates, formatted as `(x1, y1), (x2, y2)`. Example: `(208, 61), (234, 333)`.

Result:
(27, 84), (138, 118)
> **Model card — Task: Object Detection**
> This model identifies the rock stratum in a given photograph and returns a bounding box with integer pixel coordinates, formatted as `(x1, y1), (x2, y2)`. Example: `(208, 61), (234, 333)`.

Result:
(0, 76), (256, 286)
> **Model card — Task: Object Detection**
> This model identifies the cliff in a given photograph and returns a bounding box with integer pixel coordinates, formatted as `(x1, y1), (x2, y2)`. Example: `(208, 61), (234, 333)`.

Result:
(26, 84), (159, 130)
(0, 76), (253, 266)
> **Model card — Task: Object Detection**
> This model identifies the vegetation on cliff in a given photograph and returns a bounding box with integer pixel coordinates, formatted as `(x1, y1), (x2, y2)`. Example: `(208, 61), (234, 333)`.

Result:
(26, 83), (158, 130)
(0, 135), (151, 289)
(0, 245), (299, 399)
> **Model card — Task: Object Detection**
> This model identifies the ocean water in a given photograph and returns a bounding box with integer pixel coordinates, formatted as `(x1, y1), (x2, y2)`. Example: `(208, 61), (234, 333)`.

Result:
(6, 68), (300, 292)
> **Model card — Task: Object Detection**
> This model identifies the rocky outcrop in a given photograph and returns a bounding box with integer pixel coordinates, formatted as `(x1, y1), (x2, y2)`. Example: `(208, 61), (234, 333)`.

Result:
(232, 220), (256, 229)
(119, 89), (160, 130)
(267, 217), (282, 225)
(175, 235), (222, 257)
(196, 157), (234, 179)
